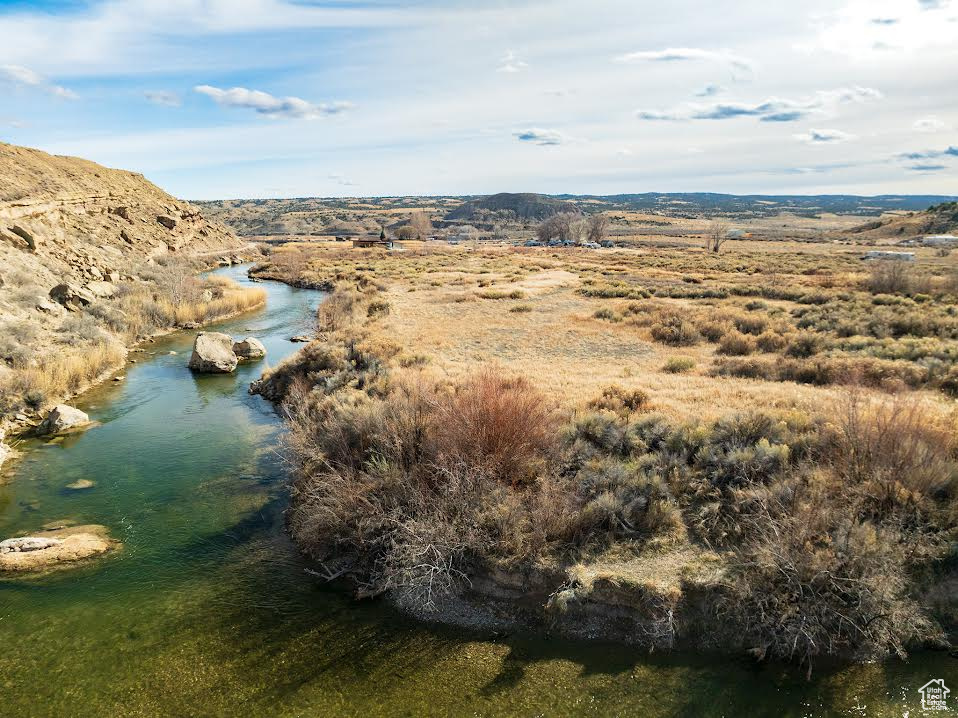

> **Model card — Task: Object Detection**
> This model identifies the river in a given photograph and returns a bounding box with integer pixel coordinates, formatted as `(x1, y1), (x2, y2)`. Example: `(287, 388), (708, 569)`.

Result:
(0, 265), (952, 717)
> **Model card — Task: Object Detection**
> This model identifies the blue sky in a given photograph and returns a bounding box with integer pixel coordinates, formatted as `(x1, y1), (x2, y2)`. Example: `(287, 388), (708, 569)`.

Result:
(0, 0), (956, 199)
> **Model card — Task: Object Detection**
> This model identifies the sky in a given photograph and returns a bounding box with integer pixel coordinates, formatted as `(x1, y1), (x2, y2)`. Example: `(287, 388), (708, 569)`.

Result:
(0, 0), (956, 199)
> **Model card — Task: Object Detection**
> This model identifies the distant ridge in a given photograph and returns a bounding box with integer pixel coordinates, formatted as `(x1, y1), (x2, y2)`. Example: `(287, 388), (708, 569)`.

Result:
(446, 192), (579, 221)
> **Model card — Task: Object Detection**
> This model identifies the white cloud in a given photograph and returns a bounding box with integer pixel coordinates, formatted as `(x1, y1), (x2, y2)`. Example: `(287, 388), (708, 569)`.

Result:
(794, 128), (856, 144)
(497, 50), (527, 73)
(913, 115), (948, 132)
(812, 0), (958, 58)
(0, 64), (76, 99)
(637, 87), (882, 122)
(145, 90), (181, 107)
(4, 0), (955, 197)
(616, 47), (752, 71)
(514, 128), (567, 146)
(194, 85), (352, 119)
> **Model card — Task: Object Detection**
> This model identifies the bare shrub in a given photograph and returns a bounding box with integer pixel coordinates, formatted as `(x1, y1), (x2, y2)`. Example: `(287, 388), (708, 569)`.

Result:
(719, 480), (939, 668)
(587, 385), (649, 415)
(650, 315), (701, 346)
(717, 331), (756, 356)
(864, 261), (912, 295)
(586, 214), (610, 244)
(317, 288), (360, 332)
(433, 368), (558, 485)
(705, 220), (730, 253)
(832, 391), (958, 511)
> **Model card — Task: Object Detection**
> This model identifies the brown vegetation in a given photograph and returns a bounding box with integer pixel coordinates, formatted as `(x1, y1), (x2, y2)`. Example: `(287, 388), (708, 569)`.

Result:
(254, 263), (958, 668)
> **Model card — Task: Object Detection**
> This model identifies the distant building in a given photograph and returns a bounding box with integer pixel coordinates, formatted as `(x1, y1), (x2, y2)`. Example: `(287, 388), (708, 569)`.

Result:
(923, 234), (958, 246)
(352, 237), (394, 249)
(862, 250), (915, 261)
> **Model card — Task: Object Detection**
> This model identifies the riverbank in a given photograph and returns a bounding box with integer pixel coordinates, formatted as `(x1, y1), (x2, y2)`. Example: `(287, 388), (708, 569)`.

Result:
(250, 243), (958, 670)
(0, 257), (265, 469)
(1, 263), (954, 716)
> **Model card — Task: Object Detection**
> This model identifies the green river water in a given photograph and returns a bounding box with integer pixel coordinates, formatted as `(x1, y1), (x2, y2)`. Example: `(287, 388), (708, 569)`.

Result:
(0, 265), (953, 717)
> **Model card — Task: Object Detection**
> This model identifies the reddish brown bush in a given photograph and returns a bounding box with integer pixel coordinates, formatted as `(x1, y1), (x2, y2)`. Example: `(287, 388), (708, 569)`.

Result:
(433, 368), (558, 485)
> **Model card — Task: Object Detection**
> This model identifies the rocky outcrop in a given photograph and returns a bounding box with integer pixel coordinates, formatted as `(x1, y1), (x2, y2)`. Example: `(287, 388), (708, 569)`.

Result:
(85, 280), (116, 299)
(0, 524), (118, 574)
(188, 332), (238, 373)
(38, 404), (90, 435)
(232, 337), (266, 360)
(49, 282), (95, 311)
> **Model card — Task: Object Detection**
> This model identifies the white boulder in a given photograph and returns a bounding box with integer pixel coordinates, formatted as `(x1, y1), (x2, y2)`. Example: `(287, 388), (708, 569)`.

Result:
(86, 281), (117, 299)
(232, 337), (266, 360)
(39, 405), (91, 435)
(188, 332), (238, 373)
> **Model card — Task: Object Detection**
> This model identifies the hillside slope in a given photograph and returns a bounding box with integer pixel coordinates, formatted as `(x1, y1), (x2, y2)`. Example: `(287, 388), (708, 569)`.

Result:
(0, 142), (250, 443)
(0, 142), (240, 271)
(845, 202), (958, 241)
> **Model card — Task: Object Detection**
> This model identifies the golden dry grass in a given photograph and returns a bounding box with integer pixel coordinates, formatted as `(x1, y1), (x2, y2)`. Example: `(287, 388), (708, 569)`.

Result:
(0, 277), (266, 412)
(257, 241), (958, 421)
(10, 342), (126, 404)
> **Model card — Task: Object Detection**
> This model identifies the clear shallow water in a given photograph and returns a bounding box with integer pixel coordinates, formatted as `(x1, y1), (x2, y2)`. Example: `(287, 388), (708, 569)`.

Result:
(0, 265), (953, 717)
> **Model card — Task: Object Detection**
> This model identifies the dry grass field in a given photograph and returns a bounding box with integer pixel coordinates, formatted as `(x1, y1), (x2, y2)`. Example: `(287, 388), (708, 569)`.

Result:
(253, 238), (958, 421)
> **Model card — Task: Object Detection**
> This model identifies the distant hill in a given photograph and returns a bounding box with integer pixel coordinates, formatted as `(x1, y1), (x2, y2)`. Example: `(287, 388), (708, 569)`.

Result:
(0, 142), (239, 270)
(553, 193), (958, 219)
(845, 201), (958, 241)
(446, 193), (579, 222)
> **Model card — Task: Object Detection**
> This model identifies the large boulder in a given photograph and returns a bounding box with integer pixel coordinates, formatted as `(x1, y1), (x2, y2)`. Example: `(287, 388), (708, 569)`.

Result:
(0, 525), (118, 574)
(49, 283), (95, 311)
(232, 337), (266, 360)
(86, 281), (116, 299)
(188, 332), (237, 373)
(39, 405), (90, 435)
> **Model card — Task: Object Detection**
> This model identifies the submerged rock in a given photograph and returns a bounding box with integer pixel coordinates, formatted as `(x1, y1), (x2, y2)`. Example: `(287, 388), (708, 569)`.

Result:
(232, 337), (266, 360)
(39, 405), (91, 436)
(0, 524), (118, 574)
(65, 479), (95, 490)
(188, 332), (238, 373)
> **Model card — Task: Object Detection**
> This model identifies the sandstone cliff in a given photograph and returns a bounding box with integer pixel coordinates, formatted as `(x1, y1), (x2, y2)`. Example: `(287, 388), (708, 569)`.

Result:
(0, 141), (240, 281)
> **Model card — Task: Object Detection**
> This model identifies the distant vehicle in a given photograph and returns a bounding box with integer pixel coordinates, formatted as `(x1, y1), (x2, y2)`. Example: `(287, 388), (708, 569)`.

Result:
(524, 240), (543, 247)
(601, 240), (615, 248)
(582, 242), (601, 249)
